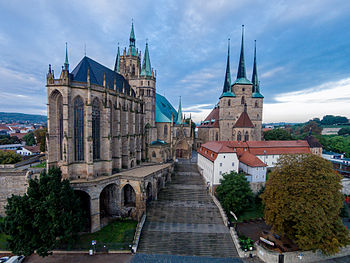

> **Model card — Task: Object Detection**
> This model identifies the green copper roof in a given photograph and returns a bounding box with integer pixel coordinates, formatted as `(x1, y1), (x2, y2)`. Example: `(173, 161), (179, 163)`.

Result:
(64, 42), (69, 71)
(114, 45), (120, 72)
(155, 93), (178, 123)
(176, 97), (183, 125)
(235, 25), (251, 85)
(220, 39), (236, 98)
(155, 102), (171, 122)
(141, 43), (152, 76)
(127, 22), (137, 56)
(251, 41), (264, 98)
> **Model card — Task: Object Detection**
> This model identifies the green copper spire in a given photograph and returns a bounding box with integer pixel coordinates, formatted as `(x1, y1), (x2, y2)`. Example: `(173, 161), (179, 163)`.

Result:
(176, 97), (183, 125)
(64, 42), (69, 71)
(235, 25), (251, 85)
(141, 42), (152, 76)
(127, 22), (137, 56)
(114, 44), (120, 72)
(220, 39), (235, 99)
(252, 40), (264, 98)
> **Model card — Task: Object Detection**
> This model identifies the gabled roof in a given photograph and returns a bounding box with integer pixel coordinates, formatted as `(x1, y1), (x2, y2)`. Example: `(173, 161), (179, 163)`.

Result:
(239, 151), (267, 167)
(199, 107), (220, 128)
(71, 56), (135, 97)
(155, 93), (178, 123)
(304, 136), (322, 148)
(201, 141), (235, 154)
(234, 111), (254, 128)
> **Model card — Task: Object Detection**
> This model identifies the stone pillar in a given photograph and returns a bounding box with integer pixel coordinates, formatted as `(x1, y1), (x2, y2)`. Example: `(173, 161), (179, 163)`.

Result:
(86, 91), (94, 179)
(90, 195), (100, 233)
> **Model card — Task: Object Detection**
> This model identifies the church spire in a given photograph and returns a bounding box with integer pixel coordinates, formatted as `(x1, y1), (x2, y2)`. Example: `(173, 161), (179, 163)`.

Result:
(141, 42), (152, 77)
(114, 44), (120, 72)
(64, 42), (69, 71)
(252, 40), (264, 98)
(176, 97), (183, 125)
(220, 39), (235, 99)
(235, 25), (251, 85)
(127, 21), (137, 56)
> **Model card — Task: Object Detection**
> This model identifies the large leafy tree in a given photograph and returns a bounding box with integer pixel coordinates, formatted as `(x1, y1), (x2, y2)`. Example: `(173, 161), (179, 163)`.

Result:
(22, 132), (35, 146)
(263, 128), (292, 141)
(262, 154), (350, 255)
(0, 151), (21, 164)
(3, 167), (85, 257)
(34, 128), (47, 152)
(216, 172), (254, 215)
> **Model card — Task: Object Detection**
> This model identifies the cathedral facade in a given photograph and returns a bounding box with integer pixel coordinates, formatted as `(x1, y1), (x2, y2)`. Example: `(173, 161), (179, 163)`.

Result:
(198, 27), (264, 144)
(46, 23), (193, 180)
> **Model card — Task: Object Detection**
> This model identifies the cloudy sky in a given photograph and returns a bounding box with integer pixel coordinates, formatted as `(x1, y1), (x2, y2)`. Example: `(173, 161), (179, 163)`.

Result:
(1, 0), (350, 123)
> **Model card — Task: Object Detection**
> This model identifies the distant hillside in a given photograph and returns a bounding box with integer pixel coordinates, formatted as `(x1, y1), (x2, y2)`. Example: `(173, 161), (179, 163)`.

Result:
(0, 112), (47, 123)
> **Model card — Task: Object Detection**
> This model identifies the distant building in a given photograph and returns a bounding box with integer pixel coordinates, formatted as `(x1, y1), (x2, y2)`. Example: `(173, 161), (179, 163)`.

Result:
(321, 127), (341, 135)
(16, 145), (41, 156)
(198, 140), (313, 192)
(322, 151), (350, 176)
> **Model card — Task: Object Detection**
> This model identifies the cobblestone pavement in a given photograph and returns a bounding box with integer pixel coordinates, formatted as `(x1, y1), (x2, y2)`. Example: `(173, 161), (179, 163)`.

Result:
(137, 162), (240, 258)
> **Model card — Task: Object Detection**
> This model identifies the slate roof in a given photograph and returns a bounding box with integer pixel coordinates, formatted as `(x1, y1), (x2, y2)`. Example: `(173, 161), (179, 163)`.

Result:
(199, 107), (220, 128)
(234, 111), (254, 128)
(155, 93), (178, 123)
(71, 56), (135, 97)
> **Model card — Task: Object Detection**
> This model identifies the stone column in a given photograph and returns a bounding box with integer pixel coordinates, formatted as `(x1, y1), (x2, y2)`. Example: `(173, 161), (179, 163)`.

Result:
(90, 194), (100, 233)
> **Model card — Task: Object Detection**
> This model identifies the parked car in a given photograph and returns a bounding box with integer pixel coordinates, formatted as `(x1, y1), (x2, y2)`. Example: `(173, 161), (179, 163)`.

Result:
(6, 256), (25, 263)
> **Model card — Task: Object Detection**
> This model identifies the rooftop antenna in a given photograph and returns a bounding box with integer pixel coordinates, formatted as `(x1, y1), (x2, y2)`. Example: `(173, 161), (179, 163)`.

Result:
(84, 43), (86, 56)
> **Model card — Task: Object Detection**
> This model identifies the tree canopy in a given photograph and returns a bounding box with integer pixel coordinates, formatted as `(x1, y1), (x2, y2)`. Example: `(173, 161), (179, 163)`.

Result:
(216, 172), (254, 215)
(321, 115), (349, 125)
(3, 167), (85, 257)
(263, 128), (292, 141)
(0, 151), (21, 164)
(34, 128), (47, 152)
(22, 132), (35, 146)
(338, 127), (350, 136)
(0, 135), (20, 145)
(261, 154), (350, 255)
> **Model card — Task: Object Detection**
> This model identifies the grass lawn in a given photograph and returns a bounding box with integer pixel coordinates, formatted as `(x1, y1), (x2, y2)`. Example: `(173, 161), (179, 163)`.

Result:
(68, 219), (137, 250)
(33, 162), (46, 168)
(237, 203), (264, 222)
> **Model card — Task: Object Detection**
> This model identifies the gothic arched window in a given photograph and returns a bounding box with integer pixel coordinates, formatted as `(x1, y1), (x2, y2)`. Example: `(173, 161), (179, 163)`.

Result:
(228, 100), (231, 106)
(237, 131), (242, 141)
(74, 96), (84, 161)
(92, 98), (101, 160)
(132, 65), (135, 76)
(255, 101), (258, 108)
(244, 131), (249, 141)
(164, 124), (168, 138)
(57, 94), (63, 160)
(241, 96), (245, 105)
(216, 132), (219, 141)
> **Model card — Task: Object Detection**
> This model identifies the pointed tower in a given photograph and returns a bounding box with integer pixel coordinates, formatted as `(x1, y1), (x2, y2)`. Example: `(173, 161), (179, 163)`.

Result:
(220, 39), (235, 99)
(251, 41), (264, 98)
(176, 97), (183, 125)
(114, 45), (120, 73)
(234, 25), (251, 85)
(127, 22), (137, 56)
(64, 42), (69, 72)
(141, 42), (152, 76)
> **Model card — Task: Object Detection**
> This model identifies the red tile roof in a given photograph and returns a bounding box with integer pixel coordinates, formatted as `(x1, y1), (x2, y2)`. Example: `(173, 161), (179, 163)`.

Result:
(234, 111), (254, 128)
(239, 151), (267, 167)
(199, 107), (220, 128)
(10, 133), (27, 140)
(201, 141), (235, 154)
(23, 145), (41, 153)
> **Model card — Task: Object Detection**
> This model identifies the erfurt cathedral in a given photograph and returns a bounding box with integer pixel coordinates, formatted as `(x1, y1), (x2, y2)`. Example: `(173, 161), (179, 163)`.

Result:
(198, 26), (264, 144)
(46, 23), (194, 181)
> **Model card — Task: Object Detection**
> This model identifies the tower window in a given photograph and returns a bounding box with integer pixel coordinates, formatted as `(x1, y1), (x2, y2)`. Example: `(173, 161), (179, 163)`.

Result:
(237, 131), (242, 141)
(255, 101), (258, 108)
(244, 131), (249, 141)
(241, 96), (245, 105)
(228, 100), (231, 106)
(141, 81), (143, 86)
(148, 81), (150, 86)
(242, 88), (245, 92)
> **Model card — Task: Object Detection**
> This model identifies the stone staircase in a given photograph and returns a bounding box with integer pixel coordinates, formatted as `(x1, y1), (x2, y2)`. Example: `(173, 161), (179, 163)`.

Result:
(137, 163), (239, 258)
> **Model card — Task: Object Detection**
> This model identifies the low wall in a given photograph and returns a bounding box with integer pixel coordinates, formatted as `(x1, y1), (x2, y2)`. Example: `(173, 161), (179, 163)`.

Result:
(256, 242), (350, 263)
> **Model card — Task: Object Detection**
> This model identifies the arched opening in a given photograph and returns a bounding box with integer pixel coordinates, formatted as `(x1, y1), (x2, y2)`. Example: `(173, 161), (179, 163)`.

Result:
(74, 96), (84, 161)
(92, 98), (101, 160)
(99, 184), (118, 224)
(157, 177), (162, 193)
(241, 96), (245, 105)
(255, 101), (258, 108)
(164, 124), (168, 139)
(49, 90), (63, 161)
(152, 151), (156, 158)
(123, 184), (136, 207)
(244, 131), (249, 141)
(132, 65), (135, 76)
(216, 132), (219, 141)
(74, 190), (91, 232)
(146, 182), (152, 203)
(237, 131), (242, 141)
(228, 100), (231, 106)
(130, 160), (134, 168)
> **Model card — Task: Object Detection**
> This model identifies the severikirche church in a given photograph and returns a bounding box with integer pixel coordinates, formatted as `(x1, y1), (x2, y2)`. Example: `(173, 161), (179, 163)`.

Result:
(46, 23), (194, 181)
(198, 26), (264, 144)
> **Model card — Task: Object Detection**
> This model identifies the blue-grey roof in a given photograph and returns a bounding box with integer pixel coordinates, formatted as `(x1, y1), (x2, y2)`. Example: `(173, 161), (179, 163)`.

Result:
(71, 56), (135, 97)
(155, 93), (178, 123)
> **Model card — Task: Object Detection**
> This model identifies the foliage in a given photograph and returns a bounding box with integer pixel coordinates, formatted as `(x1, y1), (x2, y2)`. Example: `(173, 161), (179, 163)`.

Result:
(319, 135), (350, 158)
(321, 115), (349, 125)
(22, 132), (35, 146)
(34, 128), (47, 152)
(301, 121), (322, 135)
(0, 112), (46, 123)
(340, 201), (349, 218)
(263, 128), (292, 141)
(238, 233), (255, 251)
(0, 135), (20, 145)
(216, 172), (254, 215)
(3, 167), (85, 257)
(0, 151), (21, 164)
(33, 162), (46, 168)
(338, 127), (350, 136)
(261, 154), (350, 255)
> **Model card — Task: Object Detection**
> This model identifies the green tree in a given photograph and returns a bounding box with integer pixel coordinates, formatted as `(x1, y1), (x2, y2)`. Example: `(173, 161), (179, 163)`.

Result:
(34, 128), (47, 152)
(216, 172), (254, 215)
(0, 135), (20, 145)
(338, 127), (350, 136)
(263, 128), (292, 140)
(261, 154), (350, 255)
(0, 151), (21, 164)
(302, 120), (322, 135)
(22, 132), (35, 146)
(3, 167), (85, 257)
(321, 115), (349, 125)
